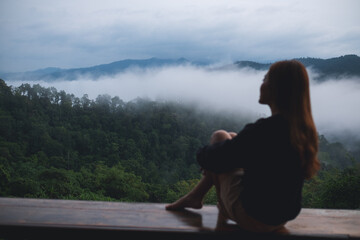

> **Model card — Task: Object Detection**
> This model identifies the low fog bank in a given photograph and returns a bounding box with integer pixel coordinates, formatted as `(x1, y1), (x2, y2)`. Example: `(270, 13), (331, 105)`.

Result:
(6, 65), (360, 149)
(310, 77), (360, 148)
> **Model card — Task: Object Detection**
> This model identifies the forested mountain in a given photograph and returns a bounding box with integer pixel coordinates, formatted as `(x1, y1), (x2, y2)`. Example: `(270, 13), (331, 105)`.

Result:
(235, 54), (360, 81)
(0, 80), (359, 208)
(2, 55), (359, 82)
(0, 79), (246, 202)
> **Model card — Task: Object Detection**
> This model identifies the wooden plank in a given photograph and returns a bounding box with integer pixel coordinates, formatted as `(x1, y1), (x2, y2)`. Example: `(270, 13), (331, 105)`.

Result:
(0, 197), (359, 239)
(286, 209), (360, 238)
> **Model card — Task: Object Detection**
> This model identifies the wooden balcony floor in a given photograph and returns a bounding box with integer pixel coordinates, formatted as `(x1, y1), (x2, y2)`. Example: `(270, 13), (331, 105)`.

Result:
(0, 197), (359, 239)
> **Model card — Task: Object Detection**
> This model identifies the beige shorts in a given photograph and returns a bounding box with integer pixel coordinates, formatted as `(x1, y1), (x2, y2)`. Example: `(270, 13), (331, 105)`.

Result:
(217, 169), (285, 233)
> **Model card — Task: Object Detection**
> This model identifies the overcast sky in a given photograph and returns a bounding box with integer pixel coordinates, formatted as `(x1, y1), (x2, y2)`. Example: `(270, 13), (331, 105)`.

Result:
(0, 0), (359, 72)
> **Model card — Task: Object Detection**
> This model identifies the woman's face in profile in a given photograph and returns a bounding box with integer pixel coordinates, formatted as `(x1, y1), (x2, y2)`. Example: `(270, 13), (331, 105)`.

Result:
(259, 73), (271, 105)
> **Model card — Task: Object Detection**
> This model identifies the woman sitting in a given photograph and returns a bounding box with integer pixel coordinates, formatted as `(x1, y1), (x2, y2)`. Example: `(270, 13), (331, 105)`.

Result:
(166, 60), (320, 233)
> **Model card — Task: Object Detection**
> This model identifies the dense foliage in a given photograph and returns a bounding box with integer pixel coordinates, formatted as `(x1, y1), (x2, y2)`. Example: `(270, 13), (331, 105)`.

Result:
(0, 79), (359, 209)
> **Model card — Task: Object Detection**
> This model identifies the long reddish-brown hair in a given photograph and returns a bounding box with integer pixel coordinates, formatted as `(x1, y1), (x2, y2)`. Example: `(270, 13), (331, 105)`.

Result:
(268, 60), (320, 179)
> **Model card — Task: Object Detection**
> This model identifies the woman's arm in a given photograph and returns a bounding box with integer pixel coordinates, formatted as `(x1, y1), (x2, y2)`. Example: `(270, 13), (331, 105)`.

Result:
(197, 121), (262, 173)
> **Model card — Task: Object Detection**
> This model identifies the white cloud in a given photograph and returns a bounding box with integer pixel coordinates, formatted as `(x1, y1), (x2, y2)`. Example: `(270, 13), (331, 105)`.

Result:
(7, 66), (360, 144)
(310, 77), (360, 137)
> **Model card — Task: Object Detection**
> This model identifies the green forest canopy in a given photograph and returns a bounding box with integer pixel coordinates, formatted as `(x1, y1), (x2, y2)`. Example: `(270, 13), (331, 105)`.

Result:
(0, 79), (359, 209)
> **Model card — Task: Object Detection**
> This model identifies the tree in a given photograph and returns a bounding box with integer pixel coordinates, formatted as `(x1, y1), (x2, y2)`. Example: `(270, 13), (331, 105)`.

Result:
(38, 168), (82, 199)
(94, 163), (149, 201)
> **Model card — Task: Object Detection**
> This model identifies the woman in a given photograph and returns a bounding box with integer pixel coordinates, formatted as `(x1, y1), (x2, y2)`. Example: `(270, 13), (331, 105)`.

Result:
(165, 60), (320, 232)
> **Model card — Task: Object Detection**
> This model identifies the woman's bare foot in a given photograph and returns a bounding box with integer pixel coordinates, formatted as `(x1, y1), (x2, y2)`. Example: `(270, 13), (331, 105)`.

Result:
(165, 194), (203, 210)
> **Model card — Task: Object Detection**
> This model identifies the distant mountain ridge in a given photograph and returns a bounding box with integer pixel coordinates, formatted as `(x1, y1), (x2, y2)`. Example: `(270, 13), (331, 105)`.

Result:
(1, 57), (192, 81)
(2, 55), (359, 82)
(52, 57), (190, 80)
(235, 54), (360, 81)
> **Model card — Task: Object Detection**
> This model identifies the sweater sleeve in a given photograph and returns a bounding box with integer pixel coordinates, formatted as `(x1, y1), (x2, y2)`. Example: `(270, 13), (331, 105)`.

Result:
(197, 120), (263, 173)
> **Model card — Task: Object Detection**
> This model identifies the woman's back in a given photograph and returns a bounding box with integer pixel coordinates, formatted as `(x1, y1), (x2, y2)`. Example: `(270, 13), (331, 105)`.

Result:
(197, 114), (303, 225)
(239, 114), (303, 225)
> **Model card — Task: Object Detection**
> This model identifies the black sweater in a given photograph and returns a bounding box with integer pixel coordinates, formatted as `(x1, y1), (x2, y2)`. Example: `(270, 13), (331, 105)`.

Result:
(197, 114), (303, 225)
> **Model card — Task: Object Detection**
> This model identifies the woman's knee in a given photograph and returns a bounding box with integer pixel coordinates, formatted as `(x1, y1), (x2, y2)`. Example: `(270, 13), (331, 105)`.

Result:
(229, 132), (237, 138)
(210, 130), (233, 144)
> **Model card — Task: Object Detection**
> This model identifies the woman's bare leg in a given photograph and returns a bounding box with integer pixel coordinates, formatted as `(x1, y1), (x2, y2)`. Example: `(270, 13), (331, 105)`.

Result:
(165, 130), (234, 210)
(165, 172), (213, 210)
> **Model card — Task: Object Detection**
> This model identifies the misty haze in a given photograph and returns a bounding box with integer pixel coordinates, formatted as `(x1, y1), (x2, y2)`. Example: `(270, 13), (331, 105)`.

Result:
(7, 65), (360, 147)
